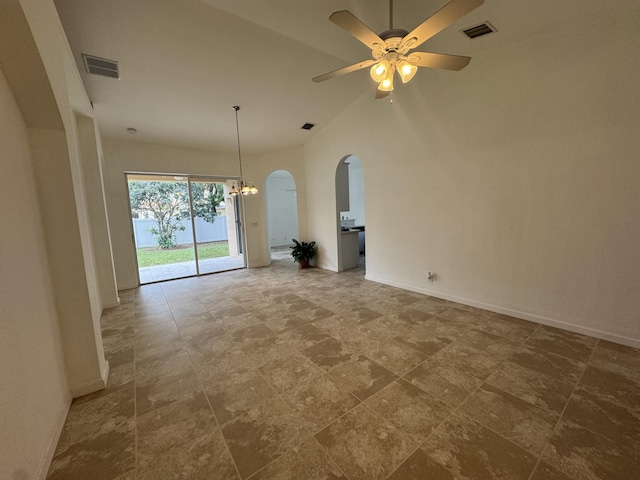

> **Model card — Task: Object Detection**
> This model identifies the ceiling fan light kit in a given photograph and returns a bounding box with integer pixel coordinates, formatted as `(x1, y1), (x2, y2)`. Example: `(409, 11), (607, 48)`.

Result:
(313, 0), (484, 99)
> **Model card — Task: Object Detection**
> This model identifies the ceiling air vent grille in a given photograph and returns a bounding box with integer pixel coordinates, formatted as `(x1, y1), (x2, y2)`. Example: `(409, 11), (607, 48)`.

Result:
(82, 54), (119, 79)
(462, 22), (497, 39)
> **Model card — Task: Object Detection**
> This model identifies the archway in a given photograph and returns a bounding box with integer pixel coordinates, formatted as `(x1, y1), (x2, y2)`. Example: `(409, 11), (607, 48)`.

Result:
(265, 170), (299, 262)
(335, 155), (365, 271)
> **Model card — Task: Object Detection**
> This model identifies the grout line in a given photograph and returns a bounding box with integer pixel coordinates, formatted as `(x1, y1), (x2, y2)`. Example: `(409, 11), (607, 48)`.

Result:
(180, 318), (244, 480)
(525, 338), (600, 480)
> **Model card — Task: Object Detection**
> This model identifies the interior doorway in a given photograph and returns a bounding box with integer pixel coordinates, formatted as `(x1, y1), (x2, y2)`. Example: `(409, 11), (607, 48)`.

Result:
(335, 156), (365, 271)
(126, 173), (245, 284)
(265, 170), (299, 261)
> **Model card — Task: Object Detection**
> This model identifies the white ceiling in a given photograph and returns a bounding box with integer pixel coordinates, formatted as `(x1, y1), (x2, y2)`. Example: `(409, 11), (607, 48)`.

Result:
(53, 0), (638, 154)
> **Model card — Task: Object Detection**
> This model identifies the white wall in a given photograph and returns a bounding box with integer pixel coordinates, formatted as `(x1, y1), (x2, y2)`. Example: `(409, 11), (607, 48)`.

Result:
(17, 0), (107, 396)
(305, 10), (640, 345)
(0, 66), (70, 480)
(1, 0), (114, 475)
(76, 114), (119, 308)
(266, 171), (298, 247)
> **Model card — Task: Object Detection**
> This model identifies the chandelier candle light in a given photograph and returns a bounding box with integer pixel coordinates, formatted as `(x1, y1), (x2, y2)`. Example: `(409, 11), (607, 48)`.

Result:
(229, 106), (258, 196)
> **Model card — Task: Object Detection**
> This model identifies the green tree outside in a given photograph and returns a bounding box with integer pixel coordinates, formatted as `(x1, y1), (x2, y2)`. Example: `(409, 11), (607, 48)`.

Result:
(128, 180), (224, 249)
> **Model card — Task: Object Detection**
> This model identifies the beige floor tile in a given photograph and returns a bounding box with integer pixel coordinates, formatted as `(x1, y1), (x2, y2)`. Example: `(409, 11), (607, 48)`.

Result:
(358, 337), (429, 376)
(258, 351), (324, 393)
(136, 392), (216, 457)
(275, 322), (333, 350)
(300, 337), (356, 371)
(525, 325), (598, 363)
(138, 431), (239, 480)
(281, 374), (361, 433)
(204, 368), (277, 425)
(510, 343), (586, 384)
(386, 449), (455, 480)
(221, 397), (312, 479)
(135, 348), (193, 384)
(563, 365), (640, 449)
(259, 312), (306, 333)
(247, 438), (347, 480)
(542, 418), (640, 480)
(328, 354), (397, 401)
(366, 379), (452, 446)
(485, 360), (574, 414)
(50, 257), (639, 480)
(458, 383), (558, 455)
(404, 360), (482, 407)
(47, 419), (135, 480)
(421, 411), (537, 480)
(530, 461), (575, 480)
(432, 342), (503, 380)
(315, 403), (414, 480)
(55, 387), (135, 455)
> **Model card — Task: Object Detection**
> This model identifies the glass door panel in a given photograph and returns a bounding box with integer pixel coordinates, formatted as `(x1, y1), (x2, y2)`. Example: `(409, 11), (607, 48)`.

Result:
(127, 174), (196, 284)
(190, 177), (245, 274)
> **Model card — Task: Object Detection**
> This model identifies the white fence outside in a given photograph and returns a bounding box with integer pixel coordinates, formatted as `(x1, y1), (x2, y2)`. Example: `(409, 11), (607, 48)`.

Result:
(133, 216), (229, 248)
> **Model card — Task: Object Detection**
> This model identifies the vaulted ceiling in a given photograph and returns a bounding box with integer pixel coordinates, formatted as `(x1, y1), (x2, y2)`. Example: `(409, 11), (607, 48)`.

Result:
(53, 0), (637, 154)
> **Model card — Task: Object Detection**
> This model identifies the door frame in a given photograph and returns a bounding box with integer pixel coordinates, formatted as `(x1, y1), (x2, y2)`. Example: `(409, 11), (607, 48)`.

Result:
(124, 171), (246, 285)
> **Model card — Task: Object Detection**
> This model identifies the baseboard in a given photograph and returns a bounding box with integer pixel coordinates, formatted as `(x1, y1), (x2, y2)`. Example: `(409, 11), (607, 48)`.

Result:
(248, 261), (269, 268)
(102, 298), (120, 309)
(365, 273), (640, 349)
(37, 393), (72, 479)
(69, 361), (109, 398)
(316, 262), (338, 272)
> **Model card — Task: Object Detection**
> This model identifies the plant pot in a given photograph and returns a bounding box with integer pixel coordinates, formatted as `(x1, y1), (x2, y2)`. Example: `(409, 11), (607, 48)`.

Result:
(299, 259), (310, 269)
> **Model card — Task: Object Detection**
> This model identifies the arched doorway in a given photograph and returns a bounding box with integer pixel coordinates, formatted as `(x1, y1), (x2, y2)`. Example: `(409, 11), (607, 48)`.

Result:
(335, 156), (365, 271)
(265, 170), (299, 262)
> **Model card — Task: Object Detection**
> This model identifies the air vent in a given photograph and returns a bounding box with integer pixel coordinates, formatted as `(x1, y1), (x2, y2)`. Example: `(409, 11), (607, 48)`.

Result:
(461, 22), (497, 39)
(301, 123), (315, 130)
(82, 54), (119, 79)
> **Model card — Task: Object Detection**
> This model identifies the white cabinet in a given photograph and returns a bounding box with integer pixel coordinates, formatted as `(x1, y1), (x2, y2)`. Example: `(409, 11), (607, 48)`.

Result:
(340, 231), (359, 270)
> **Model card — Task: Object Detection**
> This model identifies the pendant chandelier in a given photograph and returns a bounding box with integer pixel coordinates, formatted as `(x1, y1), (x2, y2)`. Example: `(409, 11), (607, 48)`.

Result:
(229, 105), (258, 196)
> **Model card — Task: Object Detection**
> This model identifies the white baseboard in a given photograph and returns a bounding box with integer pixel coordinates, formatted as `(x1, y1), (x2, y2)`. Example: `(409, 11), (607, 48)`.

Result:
(102, 298), (120, 309)
(316, 262), (338, 272)
(37, 393), (72, 479)
(365, 273), (640, 349)
(248, 261), (269, 268)
(69, 361), (109, 398)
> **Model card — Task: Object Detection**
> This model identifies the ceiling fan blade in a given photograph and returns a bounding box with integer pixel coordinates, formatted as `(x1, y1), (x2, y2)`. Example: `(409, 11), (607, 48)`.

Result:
(400, 0), (483, 52)
(375, 89), (390, 100)
(408, 52), (471, 71)
(329, 10), (385, 51)
(312, 59), (375, 83)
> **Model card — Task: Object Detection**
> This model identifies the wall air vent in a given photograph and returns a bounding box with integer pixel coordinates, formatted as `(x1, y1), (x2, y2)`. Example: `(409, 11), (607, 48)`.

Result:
(461, 22), (497, 39)
(82, 54), (119, 79)
(301, 123), (315, 130)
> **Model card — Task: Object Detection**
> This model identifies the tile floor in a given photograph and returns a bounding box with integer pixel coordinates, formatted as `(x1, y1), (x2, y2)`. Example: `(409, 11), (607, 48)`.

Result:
(47, 254), (640, 480)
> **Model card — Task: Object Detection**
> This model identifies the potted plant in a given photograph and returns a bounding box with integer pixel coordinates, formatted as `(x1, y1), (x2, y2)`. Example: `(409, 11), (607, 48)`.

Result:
(290, 239), (316, 268)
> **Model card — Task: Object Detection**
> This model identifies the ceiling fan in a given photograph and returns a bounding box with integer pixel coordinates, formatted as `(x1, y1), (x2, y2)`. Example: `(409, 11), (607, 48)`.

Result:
(313, 0), (483, 99)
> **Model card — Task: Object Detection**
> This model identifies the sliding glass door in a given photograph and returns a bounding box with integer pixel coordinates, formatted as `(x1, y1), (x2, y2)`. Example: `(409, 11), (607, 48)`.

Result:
(126, 173), (245, 284)
(190, 177), (244, 275)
